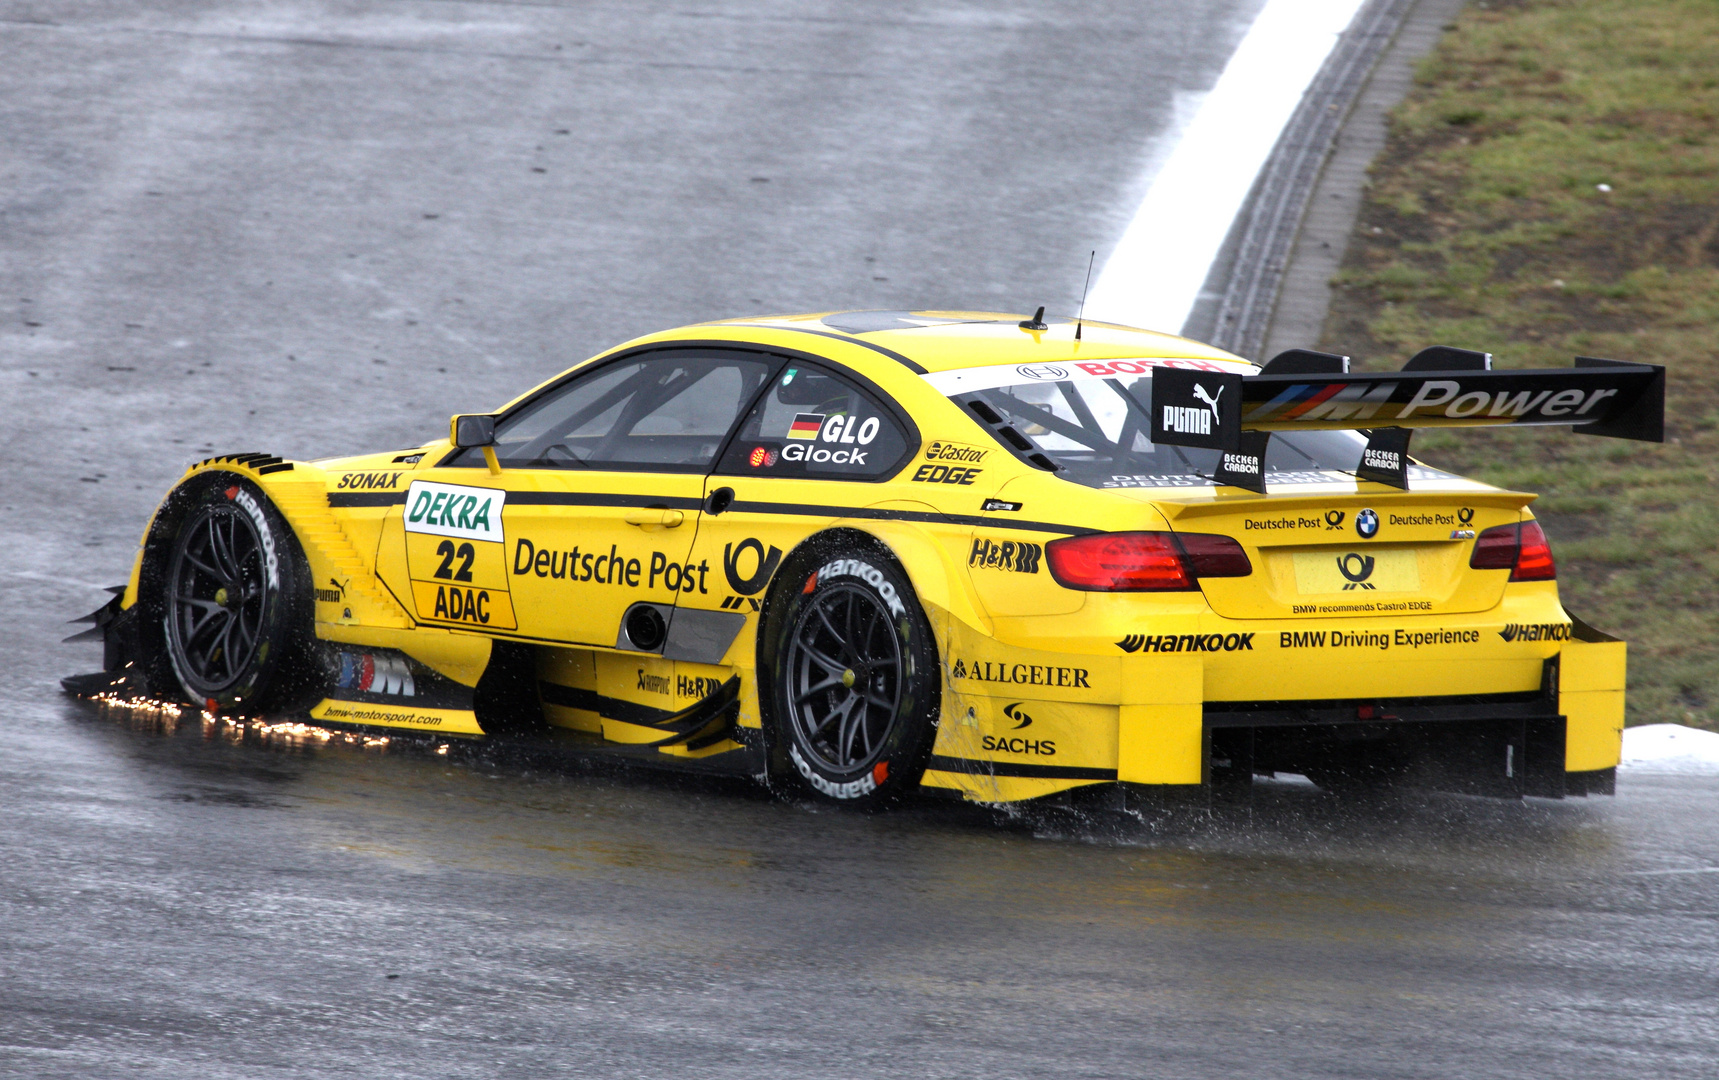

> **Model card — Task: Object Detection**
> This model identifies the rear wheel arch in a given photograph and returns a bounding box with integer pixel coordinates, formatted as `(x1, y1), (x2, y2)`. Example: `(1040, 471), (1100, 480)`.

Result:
(754, 528), (942, 806)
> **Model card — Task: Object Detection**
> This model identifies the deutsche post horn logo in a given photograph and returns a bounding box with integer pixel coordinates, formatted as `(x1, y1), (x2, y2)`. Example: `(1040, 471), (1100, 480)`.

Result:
(1324, 510), (1345, 529)
(1337, 553), (1376, 591)
(1458, 507), (1475, 525)
(722, 538), (782, 595)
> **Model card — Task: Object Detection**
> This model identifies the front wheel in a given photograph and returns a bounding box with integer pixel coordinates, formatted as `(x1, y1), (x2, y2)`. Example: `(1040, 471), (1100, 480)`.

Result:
(761, 541), (939, 807)
(159, 477), (313, 712)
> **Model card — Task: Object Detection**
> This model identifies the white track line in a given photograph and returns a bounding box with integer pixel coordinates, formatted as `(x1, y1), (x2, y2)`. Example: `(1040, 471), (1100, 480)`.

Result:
(1083, 0), (1368, 336)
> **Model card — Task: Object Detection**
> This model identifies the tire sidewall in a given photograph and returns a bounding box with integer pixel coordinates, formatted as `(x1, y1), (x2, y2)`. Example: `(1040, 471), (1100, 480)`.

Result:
(758, 534), (939, 806)
(156, 474), (311, 712)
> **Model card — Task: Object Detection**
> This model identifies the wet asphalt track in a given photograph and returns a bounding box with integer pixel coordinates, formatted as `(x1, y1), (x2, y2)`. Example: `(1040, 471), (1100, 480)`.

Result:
(4, 2), (1719, 1076)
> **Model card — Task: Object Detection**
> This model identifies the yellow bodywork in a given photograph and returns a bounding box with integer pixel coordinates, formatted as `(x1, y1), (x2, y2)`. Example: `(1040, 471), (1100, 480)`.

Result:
(118, 312), (1627, 800)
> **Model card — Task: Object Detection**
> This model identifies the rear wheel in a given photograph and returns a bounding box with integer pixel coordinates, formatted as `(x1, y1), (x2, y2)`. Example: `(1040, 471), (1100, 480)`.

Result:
(158, 477), (313, 712)
(760, 539), (939, 807)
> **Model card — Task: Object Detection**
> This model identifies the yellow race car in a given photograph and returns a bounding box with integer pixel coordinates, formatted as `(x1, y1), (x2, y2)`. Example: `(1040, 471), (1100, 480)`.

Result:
(67, 310), (1664, 807)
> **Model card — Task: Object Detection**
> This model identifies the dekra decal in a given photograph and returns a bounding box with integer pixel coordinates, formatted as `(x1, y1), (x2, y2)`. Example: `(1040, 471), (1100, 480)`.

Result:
(404, 480), (504, 543)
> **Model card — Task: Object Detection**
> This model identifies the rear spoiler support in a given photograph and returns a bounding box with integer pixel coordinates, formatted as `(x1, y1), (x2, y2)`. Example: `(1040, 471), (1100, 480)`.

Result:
(1151, 348), (1665, 492)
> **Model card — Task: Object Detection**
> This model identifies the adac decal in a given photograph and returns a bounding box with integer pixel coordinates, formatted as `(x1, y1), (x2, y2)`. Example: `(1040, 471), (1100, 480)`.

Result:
(724, 538), (782, 595)
(1117, 633), (1255, 654)
(637, 669), (672, 695)
(405, 480), (504, 543)
(925, 441), (989, 464)
(678, 675), (723, 699)
(512, 537), (709, 593)
(911, 463), (981, 485)
(1336, 553), (1376, 590)
(1499, 622), (1572, 642)
(431, 585), (494, 625)
(314, 577), (348, 604)
(336, 472), (403, 490)
(948, 658), (1090, 688)
(336, 652), (415, 697)
(1356, 508), (1380, 539)
(968, 538), (1041, 574)
(1278, 628), (1481, 650)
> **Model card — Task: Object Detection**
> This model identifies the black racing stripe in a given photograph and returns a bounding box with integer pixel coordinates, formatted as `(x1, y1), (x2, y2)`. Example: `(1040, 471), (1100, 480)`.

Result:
(329, 492), (407, 507)
(329, 488), (1088, 534)
(926, 756), (1117, 781)
(720, 323), (928, 374)
(506, 492), (705, 509)
(539, 681), (672, 726)
(728, 499), (1093, 536)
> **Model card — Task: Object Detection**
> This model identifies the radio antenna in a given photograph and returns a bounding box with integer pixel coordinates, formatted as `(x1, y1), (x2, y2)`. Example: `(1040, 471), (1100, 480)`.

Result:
(1075, 250), (1095, 341)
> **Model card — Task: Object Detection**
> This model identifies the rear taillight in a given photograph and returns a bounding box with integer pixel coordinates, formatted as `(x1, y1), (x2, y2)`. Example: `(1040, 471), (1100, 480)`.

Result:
(1045, 532), (1251, 592)
(1469, 521), (1556, 581)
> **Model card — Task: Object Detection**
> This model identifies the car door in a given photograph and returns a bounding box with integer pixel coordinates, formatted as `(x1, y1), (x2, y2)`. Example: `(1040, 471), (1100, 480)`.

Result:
(406, 349), (776, 648)
(682, 360), (920, 620)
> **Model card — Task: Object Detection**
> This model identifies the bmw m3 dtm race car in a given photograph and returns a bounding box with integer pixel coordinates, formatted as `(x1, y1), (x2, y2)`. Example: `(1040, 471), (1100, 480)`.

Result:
(67, 310), (1663, 807)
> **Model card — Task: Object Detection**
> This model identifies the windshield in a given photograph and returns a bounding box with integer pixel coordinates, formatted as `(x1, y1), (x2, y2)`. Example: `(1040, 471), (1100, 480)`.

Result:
(945, 369), (1370, 489)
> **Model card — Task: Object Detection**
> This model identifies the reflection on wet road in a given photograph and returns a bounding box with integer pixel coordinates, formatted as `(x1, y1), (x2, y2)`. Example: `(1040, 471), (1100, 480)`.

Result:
(3, 696), (1714, 1078)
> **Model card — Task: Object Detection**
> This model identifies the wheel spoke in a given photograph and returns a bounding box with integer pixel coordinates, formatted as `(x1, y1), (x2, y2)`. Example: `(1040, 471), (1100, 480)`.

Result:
(185, 607), (227, 650)
(794, 640), (850, 677)
(182, 550), (222, 581)
(793, 676), (844, 705)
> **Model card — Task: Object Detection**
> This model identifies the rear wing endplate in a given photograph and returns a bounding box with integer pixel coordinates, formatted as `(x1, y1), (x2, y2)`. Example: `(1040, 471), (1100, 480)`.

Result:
(1150, 348), (1664, 492)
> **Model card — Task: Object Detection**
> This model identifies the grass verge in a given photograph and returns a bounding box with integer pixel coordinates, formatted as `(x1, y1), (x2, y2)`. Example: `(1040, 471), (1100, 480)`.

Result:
(1321, 0), (1719, 727)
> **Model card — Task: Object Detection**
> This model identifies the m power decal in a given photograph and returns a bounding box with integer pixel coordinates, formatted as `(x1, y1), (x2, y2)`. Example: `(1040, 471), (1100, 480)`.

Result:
(404, 480), (505, 543)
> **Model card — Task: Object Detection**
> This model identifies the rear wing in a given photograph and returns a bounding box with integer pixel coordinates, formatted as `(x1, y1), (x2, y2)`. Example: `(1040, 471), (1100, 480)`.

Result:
(1149, 347), (1664, 492)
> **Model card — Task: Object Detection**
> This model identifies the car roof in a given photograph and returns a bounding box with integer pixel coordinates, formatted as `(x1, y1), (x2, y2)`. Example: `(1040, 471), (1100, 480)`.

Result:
(693, 310), (1256, 374)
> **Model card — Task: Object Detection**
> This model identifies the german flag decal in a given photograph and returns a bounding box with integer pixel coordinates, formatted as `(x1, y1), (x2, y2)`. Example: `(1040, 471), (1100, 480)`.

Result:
(786, 413), (824, 440)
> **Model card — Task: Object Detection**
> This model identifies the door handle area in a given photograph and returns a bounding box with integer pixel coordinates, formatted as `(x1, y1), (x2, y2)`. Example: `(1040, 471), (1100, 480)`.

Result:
(626, 509), (685, 529)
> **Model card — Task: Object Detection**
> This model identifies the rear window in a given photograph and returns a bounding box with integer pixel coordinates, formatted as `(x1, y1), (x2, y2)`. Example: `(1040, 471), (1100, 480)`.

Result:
(930, 361), (1368, 489)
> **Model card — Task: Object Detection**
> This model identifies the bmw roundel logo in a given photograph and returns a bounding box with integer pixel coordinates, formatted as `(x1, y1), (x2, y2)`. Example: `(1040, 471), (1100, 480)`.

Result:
(1356, 508), (1380, 539)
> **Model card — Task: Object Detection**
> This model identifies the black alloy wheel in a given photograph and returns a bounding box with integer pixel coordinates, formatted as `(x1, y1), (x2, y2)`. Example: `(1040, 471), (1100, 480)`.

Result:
(761, 539), (939, 807)
(154, 478), (312, 712)
(166, 501), (269, 694)
(785, 581), (903, 775)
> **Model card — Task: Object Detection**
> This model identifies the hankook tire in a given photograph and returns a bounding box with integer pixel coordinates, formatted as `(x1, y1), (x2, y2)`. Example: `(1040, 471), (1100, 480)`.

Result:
(758, 535), (939, 807)
(155, 475), (314, 713)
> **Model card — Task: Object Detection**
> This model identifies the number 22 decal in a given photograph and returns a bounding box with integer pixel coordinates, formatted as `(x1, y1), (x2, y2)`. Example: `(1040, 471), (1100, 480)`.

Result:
(434, 539), (475, 582)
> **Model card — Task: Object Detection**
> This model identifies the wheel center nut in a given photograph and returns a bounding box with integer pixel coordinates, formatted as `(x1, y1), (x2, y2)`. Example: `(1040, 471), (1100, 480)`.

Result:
(215, 587), (229, 607)
(841, 669), (856, 688)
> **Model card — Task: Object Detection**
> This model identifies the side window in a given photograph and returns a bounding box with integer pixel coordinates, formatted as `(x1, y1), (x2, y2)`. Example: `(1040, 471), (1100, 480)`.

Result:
(716, 363), (912, 480)
(450, 351), (774, 472)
